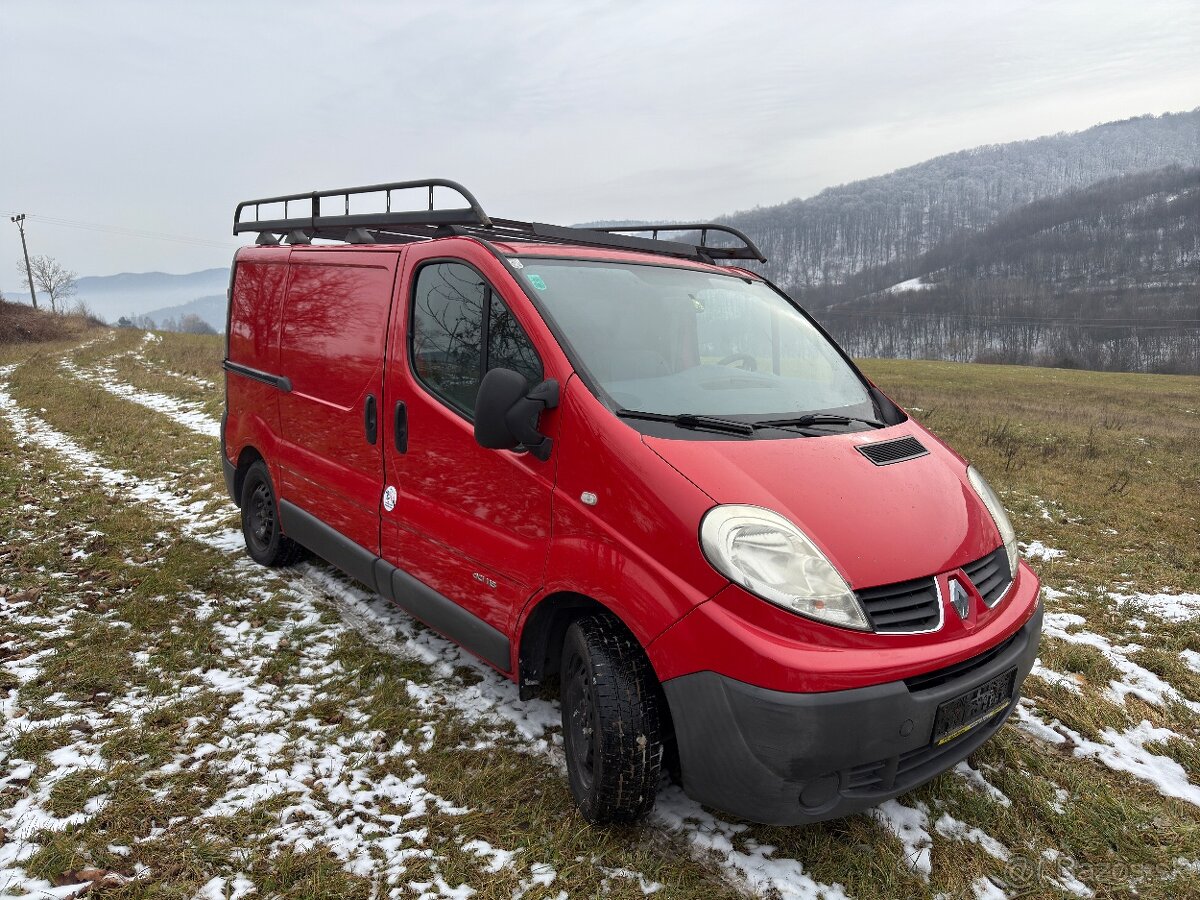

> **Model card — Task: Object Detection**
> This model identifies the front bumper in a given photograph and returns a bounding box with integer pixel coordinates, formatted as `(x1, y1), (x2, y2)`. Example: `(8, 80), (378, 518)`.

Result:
(662, 601), (1042, 825)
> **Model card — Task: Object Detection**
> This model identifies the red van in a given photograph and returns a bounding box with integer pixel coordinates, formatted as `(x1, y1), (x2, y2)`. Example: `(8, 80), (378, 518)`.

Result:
(222, 180), (1042, 825)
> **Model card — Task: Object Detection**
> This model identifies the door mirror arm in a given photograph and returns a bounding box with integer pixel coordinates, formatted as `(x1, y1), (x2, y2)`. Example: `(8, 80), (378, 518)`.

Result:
(474, 368), (560, 461)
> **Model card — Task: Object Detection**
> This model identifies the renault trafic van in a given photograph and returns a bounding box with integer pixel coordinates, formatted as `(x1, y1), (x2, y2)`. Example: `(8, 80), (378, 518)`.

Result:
(222, 180), (1042, 825)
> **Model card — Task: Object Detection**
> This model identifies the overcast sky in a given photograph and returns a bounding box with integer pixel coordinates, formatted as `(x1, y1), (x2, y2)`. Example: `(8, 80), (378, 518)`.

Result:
(2, 0), (1197, 282)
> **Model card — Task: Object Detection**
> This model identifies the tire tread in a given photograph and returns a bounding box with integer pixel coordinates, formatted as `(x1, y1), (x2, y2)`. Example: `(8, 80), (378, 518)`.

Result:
(562, 614), (664, 823)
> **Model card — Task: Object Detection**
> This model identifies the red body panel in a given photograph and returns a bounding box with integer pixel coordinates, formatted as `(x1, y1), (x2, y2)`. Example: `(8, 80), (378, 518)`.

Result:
(224, 249), (290, 489)
(648, 562), (1040, 692)
(276, 250), (399, 553)
(645, 421), (994, 589)
(380, 241), (568, 635)
(515, 375), (728, 653)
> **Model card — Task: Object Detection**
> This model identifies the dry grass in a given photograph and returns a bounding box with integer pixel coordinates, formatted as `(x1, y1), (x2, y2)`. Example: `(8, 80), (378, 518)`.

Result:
(1, 335), (1199, 898)
(0, 298), (103, 344)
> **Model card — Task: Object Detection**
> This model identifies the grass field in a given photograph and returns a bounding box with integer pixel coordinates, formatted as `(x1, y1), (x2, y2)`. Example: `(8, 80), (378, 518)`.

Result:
(1, 329), (1198, 899)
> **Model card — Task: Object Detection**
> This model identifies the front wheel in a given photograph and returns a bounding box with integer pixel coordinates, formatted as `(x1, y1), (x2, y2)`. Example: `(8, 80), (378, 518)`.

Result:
(240, 460), (304, 567)
(560, 615), (664, 823)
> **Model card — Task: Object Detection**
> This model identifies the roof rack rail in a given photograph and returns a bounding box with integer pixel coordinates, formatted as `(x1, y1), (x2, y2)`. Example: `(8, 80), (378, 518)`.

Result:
(589, 223), (766, 263)
(233, 178), (491, 237)
(232, 180), (768, 265)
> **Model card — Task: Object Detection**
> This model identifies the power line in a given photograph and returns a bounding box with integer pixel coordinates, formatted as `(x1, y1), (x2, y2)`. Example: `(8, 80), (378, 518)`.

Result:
(0, 210), (239, 250)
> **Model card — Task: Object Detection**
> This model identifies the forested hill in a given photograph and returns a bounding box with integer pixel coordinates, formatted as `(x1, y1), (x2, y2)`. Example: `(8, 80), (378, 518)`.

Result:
(719, 110), (1200, 295)
(836, 165), (1200, 312)
(814, 165), (1200, 373)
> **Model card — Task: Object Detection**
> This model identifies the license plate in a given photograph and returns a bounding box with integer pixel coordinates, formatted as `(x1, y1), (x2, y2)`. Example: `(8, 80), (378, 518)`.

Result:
(931, 668), (1017, 746)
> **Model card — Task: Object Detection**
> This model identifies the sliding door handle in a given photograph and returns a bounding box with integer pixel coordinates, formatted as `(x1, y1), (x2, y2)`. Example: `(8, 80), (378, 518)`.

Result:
(393, 400), (408, 453)
(364, 394), (378, 445)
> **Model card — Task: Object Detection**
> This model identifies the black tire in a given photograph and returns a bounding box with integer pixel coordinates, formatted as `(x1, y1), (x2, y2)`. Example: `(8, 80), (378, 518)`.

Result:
(239, 461), (304, 567)
(560, 614), (664, 824)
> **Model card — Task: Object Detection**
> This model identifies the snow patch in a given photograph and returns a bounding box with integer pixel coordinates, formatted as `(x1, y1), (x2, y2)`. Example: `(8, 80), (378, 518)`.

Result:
(971, 876), (1008, 899)
(653, 786), (852, 899)
(1016, 704), (1200, 807)
(870, 799), (932, 879)
(934, 813), (1010, 860)
(1110, 590), (1200, 624)
(1042, 610), (1199, 712)
(953, 760), (1012, 807)
(885, 276), (936, 293)
(1021, 541), (1066, 561)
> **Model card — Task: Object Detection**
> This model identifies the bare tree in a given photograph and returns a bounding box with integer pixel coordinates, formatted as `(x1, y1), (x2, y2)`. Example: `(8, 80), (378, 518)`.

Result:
(18, 255), (78, 314)
(178, 313), (217, 335)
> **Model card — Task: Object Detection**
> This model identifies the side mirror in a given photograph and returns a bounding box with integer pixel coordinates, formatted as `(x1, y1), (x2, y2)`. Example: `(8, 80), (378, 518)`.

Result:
(474, 368), (560, 461)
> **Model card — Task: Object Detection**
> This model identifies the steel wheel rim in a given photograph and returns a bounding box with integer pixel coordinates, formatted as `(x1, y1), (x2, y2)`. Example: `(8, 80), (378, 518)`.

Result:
(248, 480), (274, 551)
(565, 653), (597, 792)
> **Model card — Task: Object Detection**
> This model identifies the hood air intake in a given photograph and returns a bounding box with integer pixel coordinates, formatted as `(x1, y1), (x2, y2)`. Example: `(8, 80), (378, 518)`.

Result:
(857, 436), (928, 466)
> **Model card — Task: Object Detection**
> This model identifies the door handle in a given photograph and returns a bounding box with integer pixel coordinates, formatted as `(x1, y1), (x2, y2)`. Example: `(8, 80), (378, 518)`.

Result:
(364, 394), (378, 445)
(393, 400), (408, 453)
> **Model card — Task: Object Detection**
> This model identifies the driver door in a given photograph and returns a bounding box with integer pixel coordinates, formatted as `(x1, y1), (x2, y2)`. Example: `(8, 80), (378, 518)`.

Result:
(381, 243), (561, 646)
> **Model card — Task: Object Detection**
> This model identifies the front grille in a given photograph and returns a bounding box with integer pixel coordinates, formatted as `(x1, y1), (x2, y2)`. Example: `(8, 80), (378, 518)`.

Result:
(962, 546), (1013, 607)
(856, 436), (928, 466)
(904, 631), (1020, 693)
(858, 576), (941, 633)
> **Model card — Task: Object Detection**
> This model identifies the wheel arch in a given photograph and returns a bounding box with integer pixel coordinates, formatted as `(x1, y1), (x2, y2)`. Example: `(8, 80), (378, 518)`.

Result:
(516, 591), (661, 701)
(232, 445), (266, 506)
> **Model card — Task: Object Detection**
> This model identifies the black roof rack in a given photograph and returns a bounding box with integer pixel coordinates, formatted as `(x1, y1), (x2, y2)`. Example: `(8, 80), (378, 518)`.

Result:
(589, 223), (766, 263)
(232, 179), (767, 265)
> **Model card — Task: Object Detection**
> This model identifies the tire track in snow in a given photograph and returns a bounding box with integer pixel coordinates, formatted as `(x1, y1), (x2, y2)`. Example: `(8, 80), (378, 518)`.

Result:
(59, 355), (219, 439)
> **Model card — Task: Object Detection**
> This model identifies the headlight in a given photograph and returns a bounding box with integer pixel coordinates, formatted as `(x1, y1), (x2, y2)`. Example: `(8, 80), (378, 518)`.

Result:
(967, 466), (1018, 578)
(699, 505), (870, 631)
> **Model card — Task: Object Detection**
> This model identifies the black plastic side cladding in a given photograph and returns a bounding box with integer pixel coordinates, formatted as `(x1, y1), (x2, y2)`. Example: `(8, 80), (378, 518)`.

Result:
(277, 500), (511, 672)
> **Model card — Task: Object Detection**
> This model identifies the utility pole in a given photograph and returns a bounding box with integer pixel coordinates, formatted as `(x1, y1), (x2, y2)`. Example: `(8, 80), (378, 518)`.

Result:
(10, 215), (39, 310)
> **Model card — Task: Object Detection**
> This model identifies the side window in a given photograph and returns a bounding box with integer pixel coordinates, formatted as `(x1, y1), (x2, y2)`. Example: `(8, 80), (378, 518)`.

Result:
(411, 262), (542, 416)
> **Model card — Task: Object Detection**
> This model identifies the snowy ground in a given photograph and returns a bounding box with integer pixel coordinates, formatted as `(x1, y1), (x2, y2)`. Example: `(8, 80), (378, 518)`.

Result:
(1, 332), (1199, 898)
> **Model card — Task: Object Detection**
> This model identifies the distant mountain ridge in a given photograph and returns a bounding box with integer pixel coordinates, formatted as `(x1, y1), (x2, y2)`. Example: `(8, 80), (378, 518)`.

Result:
(850, 165), (1200, 301)
(718, 109), (1200, 296)
(68, 268), (229, 324)
(812, 164), (1200, 373)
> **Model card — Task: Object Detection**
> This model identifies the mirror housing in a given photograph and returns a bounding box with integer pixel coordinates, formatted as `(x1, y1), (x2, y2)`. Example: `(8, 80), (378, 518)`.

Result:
(473, 368), (559, 461)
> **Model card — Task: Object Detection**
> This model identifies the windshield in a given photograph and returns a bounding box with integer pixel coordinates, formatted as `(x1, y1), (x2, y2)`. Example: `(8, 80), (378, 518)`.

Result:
(513, 258), (875, 421)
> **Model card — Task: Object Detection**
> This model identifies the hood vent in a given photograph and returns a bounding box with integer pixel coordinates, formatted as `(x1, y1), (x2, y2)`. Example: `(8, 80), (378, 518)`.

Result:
(857, 436), (928, 466)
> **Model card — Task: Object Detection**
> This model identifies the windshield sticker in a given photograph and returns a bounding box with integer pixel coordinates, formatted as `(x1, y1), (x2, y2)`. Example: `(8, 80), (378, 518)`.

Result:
(527, 273), (547, 291)
(509, 258), (524, 269)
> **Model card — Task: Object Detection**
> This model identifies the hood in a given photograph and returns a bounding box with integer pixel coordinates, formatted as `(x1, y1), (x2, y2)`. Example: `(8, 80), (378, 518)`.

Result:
(645, 423), (1000, 589)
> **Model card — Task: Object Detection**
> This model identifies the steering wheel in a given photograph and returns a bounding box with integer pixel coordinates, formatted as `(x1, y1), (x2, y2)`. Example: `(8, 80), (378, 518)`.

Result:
(716, 353), (758, 372)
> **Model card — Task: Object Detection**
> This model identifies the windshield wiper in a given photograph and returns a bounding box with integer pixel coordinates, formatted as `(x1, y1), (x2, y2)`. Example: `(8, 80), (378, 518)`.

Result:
(753, 413), (887, 431)
(615, 408), (755, 436)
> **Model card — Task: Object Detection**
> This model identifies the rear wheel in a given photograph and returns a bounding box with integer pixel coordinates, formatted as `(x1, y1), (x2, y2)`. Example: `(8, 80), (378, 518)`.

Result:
(560, 614), (664, 823)
(240, 461), (304, 567)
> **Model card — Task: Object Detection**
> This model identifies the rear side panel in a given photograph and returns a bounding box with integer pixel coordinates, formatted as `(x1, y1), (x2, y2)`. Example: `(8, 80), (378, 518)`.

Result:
(276, 250), (400, 554)
(224, 247), (291, 489)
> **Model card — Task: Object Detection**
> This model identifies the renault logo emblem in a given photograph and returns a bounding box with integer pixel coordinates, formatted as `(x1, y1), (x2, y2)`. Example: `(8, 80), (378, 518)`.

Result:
(949, 578), (971, 619)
